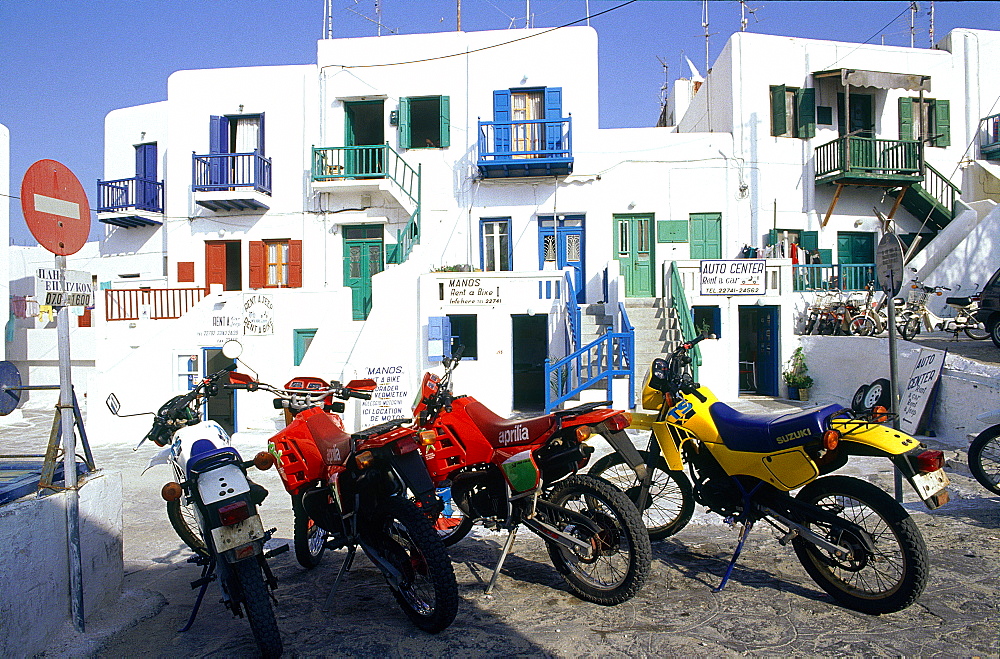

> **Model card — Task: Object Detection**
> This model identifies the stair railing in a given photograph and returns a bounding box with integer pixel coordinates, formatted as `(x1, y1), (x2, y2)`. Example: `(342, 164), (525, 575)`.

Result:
(666, 261), (701, 380)
(920, 162), (959, 222)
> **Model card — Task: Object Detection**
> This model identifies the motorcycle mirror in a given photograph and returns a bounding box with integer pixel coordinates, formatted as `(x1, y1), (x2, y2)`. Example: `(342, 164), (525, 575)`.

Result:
(222, 339), (243, 360)
(106, 393), (121, 416)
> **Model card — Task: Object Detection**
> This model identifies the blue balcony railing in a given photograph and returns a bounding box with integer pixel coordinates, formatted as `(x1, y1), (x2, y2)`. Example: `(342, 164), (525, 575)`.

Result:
(982, 113), (1000, 160)
(477, 116), (573, 178)
(96, 177), (163, 213)
(792, 263), (876, 292)
(192, 151), (271, 194)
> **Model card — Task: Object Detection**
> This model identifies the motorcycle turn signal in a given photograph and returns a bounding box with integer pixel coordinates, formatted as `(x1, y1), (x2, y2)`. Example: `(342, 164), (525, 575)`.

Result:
(253, 451), (276, 470)
(161, 481), (183, 502)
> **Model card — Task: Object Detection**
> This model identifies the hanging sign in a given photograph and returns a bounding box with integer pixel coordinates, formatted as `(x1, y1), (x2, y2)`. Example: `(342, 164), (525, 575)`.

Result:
(700, 260), (766, 295)
(34, 268), (93, 307)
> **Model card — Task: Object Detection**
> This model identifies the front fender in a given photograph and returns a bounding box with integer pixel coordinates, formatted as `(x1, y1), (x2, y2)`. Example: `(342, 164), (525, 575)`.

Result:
(631, 413), (685, 472)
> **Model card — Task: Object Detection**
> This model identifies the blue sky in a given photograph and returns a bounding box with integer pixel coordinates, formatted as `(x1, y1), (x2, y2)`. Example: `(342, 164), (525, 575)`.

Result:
(2, 1), (997, 244)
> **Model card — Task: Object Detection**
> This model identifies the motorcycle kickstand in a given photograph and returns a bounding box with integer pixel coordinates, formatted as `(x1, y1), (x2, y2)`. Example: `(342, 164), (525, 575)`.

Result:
(179, 558), (216, 632)
(321, 544), (357, 612)
(485, 526), (519, 596)
(713, 519), (754, 593)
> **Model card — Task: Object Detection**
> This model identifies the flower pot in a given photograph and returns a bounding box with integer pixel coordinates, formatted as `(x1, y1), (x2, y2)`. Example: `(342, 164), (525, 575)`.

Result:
(787, 386), (810, 401)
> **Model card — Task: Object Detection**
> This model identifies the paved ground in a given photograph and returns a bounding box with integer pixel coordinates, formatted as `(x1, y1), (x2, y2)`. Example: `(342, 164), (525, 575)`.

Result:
(4, 396), (996, 658)
(905, 329), (1000, 365)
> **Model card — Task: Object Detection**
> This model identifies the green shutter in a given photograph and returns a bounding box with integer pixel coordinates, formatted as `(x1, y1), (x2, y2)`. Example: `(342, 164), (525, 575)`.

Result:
(768, 228), (778, 246)
(796, 88), (815, 139)
(438, 96), (450, 148)
(656, 220), (688, 243)
(800, 230), (818, 251)
(898, 97), (913, 141)
(818, 249), (832, 265)
(934, 99), (950, 147)
(770, 85), (787, 137)
(398, 97), (411, 149)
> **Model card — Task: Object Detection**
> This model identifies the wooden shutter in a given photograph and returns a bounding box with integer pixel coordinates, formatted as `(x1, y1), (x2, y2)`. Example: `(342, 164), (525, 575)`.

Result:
(398, 97), (411, 149)
(438, 96), (450, 148)
(205, 242), (227, 293)
(177, 261), (195, 283)
(656, 220), (688, 243)
(898, 97), (914, 140)
(493, 90), (511, 153)
(248, 240), (265, 289)
(544, 87), (563, 151)
(257, 112), (265, 155)
(934, 99), (950, 147)
(800, 231), (819, 252)
(796, 88), (815, 139)
(427, 316), (452, 362)
(288, 240), (303, 288)
(770, 85), (787, 137)
(136, 143), (156, 179)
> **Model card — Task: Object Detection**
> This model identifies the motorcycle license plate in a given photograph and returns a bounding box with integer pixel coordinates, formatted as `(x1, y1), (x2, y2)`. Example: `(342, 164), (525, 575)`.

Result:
(910, 469), (950, 500)
(211, 514), (265, 553)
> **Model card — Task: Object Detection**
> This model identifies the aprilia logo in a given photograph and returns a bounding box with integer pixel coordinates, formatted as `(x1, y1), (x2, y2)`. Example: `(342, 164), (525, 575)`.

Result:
(498, 425), (529, 445)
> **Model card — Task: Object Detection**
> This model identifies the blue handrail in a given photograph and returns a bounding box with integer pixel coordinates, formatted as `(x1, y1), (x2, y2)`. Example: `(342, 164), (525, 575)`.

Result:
(192, 151), (271, 194)
(96, 177), (163, 213)
(544, 331), (633, 413)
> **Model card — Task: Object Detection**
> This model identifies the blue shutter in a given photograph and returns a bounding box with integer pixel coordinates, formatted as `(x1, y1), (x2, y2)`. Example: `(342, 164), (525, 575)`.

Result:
(209, 115), (229, 187)
(257, 112), (265, 155)
(493, 90), (511, 154)
(136, 143), (156, 179)
(428, 316), (452, 362)
(544, 87), (563, 152)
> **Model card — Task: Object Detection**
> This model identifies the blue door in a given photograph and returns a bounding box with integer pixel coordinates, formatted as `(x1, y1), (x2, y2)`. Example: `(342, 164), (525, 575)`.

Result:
(135, 143), (158, 211)
(539, 215), (585, 303)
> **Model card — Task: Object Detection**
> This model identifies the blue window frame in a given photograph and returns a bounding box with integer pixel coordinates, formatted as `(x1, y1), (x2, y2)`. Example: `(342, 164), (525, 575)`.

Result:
(293, 328), (317, 366)
(480, 218), (512, 271)
(538, 214), (585, 304)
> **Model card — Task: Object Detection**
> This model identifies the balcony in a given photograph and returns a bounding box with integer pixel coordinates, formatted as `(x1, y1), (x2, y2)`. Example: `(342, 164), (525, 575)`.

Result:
(191, 151), (271, 212)
(477, 116), (573, 178)
(982, 113), (1000, 160)
(95, 177), (163, 228)
(815, 136), (923, 186)
(104, 287), (207, 322)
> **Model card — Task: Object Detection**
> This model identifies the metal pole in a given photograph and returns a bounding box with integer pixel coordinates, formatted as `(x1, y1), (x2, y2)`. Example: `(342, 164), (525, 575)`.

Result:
(886, 270), (903, 502)
(56, 254), (85, 632)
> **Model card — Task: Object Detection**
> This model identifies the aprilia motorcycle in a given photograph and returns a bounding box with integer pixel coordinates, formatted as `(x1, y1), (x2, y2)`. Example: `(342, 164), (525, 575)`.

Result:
(229, 356), (458, 633)
(415, 349), (651, 605)
(590, 333), (950, 614)
(968, 408), (1000, 494)
(106, 348), (283, 657)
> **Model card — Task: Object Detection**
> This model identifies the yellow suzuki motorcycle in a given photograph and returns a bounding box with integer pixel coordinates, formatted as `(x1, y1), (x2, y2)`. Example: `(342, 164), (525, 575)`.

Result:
(589, 334), (950, 614)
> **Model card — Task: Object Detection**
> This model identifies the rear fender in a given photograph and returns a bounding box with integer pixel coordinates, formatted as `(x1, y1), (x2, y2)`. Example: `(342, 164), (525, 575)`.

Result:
(832, 421), (923, 457)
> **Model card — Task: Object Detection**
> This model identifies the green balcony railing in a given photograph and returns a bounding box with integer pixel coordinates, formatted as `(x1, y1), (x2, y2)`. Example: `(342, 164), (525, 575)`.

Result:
(982, 113), (1000, 160)
(815, 136), (923, 185)
(668, 261), (701, 380)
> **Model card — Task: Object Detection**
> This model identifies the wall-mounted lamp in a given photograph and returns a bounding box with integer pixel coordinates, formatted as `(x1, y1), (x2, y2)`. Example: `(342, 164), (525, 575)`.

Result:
(520, 75), (528, 84)
(854, 219), (864, 228)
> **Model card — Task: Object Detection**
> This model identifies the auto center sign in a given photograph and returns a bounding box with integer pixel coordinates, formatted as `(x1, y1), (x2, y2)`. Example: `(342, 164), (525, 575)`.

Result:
(700, 260), (767, 295)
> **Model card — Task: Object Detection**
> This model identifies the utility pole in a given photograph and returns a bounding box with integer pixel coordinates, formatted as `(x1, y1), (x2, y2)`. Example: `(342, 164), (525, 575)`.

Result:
(457, 0), (461, 31)
(929, 1), (935, 46)
(910, 2), (919, 48)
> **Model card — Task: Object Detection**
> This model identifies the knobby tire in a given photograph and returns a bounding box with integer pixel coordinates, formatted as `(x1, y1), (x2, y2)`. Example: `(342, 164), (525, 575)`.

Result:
(232, 558), (283, 658)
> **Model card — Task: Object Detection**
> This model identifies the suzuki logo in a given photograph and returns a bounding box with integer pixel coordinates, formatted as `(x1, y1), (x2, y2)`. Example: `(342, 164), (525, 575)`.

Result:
(776, 428), (811, 444)
(498, 425), (529, 445)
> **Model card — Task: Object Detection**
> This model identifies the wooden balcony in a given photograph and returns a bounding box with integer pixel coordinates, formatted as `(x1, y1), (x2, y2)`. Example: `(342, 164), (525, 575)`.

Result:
(96, 177), (163, 228)
(982, 113), (1000, 160)
(477, 117), (573, 178)
(191, 151), (271, 211)
(105, 288), (207, 322)
(815, 136), (923, 186)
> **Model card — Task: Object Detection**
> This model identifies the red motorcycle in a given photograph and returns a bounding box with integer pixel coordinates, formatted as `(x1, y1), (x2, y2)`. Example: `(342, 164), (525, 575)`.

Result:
(229, 364), (459, 633)
(412, 349), (651, 605)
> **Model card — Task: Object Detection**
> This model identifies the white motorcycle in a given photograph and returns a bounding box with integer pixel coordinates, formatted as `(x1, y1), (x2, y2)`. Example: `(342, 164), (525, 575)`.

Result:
(106, 343), (284, 657)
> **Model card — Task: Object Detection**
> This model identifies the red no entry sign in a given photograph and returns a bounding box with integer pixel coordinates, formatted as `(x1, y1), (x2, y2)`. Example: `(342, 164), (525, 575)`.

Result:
(20, 159), (91, 256)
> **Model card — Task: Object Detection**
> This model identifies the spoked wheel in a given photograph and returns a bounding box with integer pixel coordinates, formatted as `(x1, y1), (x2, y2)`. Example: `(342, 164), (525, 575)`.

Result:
(293, 494), (328, 569)
(968, 426), (1000, 495)
(791, 476), (928, 614)
(543, 474), (651, 605)
(991, 321), (1000, 349)
(166, 498), (210, 559)
(588, 450), (694, 540)
(850, 314), (878, 336)
(231, 558), (283, 658)
(370, 497), (458, 633)
(965, 321), (990, 340)
(431, 486), (474, 547)
(900, 316), (921, 340)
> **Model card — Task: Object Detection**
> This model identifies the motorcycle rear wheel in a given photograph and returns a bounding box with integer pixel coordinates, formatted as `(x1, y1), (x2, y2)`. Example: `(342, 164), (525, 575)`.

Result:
(791, 475), (928, 614)
(293, 494), (328, 569)
(965, 322), (990, 340)
(431, 487), (474, 547)
(587, 450), (694, 540)
(900, 316), (921, 340)
(166, 498), (210, 559)
(371, 497), (458, 633)
(968, 425), (1000, 495)
(232, 558), (283, 658)
(543, 474), (651, 605)
(849, 314), (878, 337)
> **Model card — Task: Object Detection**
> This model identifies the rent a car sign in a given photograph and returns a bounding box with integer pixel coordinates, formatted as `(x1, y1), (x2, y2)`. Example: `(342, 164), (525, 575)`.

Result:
(699, 260), (766, 296)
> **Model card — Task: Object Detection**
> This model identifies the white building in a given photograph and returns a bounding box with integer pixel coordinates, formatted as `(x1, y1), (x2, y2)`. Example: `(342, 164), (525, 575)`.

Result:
(8, 26), (1000, 440)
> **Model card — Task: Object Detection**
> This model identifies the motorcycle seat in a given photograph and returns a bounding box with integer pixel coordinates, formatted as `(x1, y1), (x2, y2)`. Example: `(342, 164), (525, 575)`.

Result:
(461, 398), (557, 447)
(709, 402), (844, 453)
(187, 439), (241, 479)
(945, 296), (972, 307)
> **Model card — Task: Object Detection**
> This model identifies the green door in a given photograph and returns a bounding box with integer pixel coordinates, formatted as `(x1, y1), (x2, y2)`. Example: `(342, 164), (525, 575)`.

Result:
(343, 225), (384, 320)
(614, 214), (655, 297)
(838, 93), (876, 169)
(689, 213), (722, 259)
(344, 100), (384, 177)
(836, 231), (875, 290)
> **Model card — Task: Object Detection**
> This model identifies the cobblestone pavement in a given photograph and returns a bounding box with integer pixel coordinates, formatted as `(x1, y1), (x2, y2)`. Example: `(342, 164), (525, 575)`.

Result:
(3, 398), (995, 658)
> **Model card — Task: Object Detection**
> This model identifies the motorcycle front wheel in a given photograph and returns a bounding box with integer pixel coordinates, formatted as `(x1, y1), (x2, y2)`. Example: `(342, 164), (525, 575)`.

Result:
(293, 494), (328, 569)
(232, 558), (283, 658)
(791, 475), (928, 614)
(900, 316), (921, 340)
(166, 498), (210, 559)
(587, 450), (694, 540)
(370, 497), (458, 633)
(543, 474), (651, 605)
(849, 314), (878, 337)
(968, 425), (1000, 495)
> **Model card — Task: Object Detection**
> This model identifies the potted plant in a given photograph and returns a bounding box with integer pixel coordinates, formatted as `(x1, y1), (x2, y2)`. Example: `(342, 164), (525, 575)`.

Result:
(783, 347), (814, 401)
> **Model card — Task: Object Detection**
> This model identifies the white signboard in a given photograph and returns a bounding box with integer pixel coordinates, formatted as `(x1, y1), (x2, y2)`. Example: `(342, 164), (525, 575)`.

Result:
(242, 294), (274, 335)
(699, 260), (766, 296)
(196, 312), (242, 344)
(446, 276), (503, 305)
(899, 347), (945, 434)
(358, 364), (411, 426)
(34, 268), (93, 307)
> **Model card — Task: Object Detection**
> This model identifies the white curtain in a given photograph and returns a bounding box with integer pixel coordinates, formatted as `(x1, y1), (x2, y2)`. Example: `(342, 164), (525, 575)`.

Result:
(235, 117), (259, 153)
